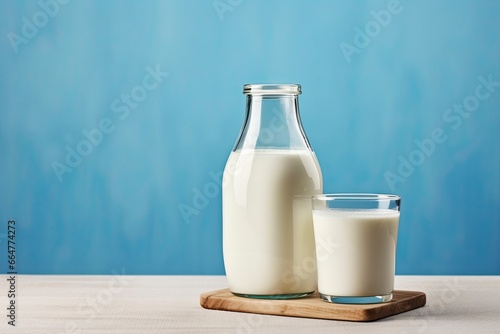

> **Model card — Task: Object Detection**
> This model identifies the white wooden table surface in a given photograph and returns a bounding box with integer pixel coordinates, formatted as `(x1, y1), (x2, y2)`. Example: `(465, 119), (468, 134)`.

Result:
(0, 275), (499, 333)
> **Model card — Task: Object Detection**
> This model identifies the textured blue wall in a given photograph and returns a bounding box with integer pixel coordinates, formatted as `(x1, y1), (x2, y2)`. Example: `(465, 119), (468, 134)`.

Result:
(0, 0), (498, 275)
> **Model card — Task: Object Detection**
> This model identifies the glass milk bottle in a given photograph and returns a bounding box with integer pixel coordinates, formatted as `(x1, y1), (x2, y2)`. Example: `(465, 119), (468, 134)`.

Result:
(223, 84), (323, 299)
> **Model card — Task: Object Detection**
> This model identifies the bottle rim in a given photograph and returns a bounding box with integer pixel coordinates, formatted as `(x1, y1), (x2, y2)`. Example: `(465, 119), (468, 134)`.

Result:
(243, 84), (301, 95)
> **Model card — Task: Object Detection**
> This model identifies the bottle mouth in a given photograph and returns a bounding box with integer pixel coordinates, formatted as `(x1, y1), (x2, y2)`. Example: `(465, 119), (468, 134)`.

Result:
(243, 84), (301, 95)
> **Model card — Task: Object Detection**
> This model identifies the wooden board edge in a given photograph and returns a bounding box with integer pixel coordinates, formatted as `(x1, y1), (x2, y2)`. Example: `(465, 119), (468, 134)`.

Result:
(359, 291), (427, 322)
(200, 288), (227, 309)
(200, 289), (427, 322)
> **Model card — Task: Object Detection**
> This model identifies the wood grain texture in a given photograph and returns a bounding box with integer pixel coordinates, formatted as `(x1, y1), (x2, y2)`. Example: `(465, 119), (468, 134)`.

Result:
(200, 289), (426, 322)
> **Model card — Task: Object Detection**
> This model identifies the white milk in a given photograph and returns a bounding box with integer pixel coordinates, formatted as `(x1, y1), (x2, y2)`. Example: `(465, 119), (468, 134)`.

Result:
(312, 209), (400, 297)
(223, 149), (322, 296)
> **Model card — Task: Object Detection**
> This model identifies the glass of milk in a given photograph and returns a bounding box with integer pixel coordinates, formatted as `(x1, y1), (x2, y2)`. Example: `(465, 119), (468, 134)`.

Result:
(311, 194), (401, 304)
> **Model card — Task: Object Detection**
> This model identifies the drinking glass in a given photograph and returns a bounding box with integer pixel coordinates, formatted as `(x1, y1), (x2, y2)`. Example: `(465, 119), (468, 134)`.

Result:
(311, 194), (401, 304)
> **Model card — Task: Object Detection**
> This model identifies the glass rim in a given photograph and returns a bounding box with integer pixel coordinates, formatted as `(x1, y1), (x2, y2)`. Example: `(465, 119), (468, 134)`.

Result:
(243, 84), (301, 95)
(312, 193), (401, 201)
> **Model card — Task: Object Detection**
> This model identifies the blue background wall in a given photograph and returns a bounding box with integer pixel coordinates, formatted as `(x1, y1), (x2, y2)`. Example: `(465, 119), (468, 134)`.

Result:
(0, 0), (498, 275)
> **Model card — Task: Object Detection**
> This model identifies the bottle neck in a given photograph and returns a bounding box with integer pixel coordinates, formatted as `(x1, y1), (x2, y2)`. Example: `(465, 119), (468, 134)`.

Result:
(233, 95), (312, 151)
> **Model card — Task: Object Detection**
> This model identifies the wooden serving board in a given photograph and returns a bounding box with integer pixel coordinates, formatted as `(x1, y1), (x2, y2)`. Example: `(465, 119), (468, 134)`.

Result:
(200, 288), (426, 322)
